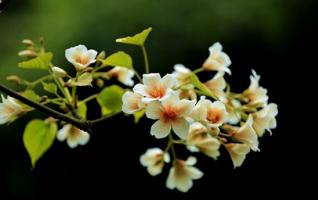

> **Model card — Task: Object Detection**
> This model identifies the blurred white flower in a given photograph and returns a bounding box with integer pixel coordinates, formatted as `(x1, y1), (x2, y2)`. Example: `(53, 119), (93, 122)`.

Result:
(0, 95), (23, 124)
(107, 66), (135, 86)
(217, 93), (241, 125)
(65, 45), (97, 72)
(243, 70), (268, 106)
(140, 148), (170, 176)
(173, 64), (192, 86)
(190, 96), (209, 121)
(225, 143), (250, 168)
(146, 91), (195, 139)
(231, 115), (259, 151)
(204, 71), (226, 92)
(187, 122), (221, 159)
(133, 73), (176, 103)
(57, 124), (90, 148)
(253, 103), (278, 137)
(122, 91), (145, 114)
(166, 156), (203, 192)
(202, 42), (231, 74)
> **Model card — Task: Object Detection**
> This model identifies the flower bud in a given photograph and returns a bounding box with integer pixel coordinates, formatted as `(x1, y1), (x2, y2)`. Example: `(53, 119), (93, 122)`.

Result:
(52, 66), (68, 78)
(22, 39), (34, 46)
(18, 50), (37, 58)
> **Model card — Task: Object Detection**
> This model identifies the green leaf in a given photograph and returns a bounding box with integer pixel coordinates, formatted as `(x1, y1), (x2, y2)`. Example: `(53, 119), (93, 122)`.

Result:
(116, 27), (152, 46)
(77, 103), (87, 119)
(133, 109), (145, 124)
(97, 85), (125, 114)
(22, 89), (40, 102)
(67, 72), (93, 86)
(101, 51), (132, 68)
(42, 82), (57, 94)
(190, 73), (215, 98)
(23, 119), (57, 167)
(18, 52), (53, 70)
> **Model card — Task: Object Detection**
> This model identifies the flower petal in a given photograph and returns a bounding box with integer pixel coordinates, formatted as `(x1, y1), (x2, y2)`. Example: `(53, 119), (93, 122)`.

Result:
(150, 120), (171, 139)
(145, 101), (162, 119)
(143, 73), (161, 87)
(172, 118), (189, 139)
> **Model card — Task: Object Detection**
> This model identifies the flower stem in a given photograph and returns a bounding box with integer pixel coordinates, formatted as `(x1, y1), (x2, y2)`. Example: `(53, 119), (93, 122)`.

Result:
(141, 45), (150, 74)
(133, 68), (143, 83)
(169, 134), (177, 160)
(79, 94), (98, 105)
(193, 68), (204, 74)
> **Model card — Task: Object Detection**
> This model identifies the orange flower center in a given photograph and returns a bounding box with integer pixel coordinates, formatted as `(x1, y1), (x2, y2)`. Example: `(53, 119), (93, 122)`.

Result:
(162, 106), (178, 122)
(149, 86), (166, 98)
(74, 55), (89, 65)
(207, 110), (221, 124)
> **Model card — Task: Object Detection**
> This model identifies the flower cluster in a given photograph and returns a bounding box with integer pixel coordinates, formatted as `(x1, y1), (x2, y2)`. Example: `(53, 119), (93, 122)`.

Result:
(0, 28), (277, 193)
(123, 42), (278, 192)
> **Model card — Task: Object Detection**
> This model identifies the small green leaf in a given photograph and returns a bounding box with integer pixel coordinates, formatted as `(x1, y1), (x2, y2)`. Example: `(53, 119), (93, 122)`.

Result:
(77, 103), (87, 119)
(23, 119), (57, 167)
(97, 85), (125, 114)
(22, 89), (40, 102)
(101, 51), (132, 68)
(190, 73), (215, 98)
(116, 27), (152, 46)
(68, 72), (93, 86)
(42, 82), (57, 94)
(18, 52), (53, 70)
(133, 109), (145, 124)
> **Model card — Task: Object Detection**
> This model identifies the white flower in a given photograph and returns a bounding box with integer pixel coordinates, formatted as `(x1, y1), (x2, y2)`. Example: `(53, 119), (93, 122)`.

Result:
(202, 42), (231, 74)
(122, 91), (145, 114)
(191, 97), (227, 127)
(57, 124), (90, 148)
(243, 70), (268, 105)
(187, 122), (221, 159)
(225, 143), (250, 168)
(133, 73), (176, 103)
(231, 115), (259, 151)
(205, 100), (228, 127)
(140, 148), (170, 176)
(0, 95), (23, 124)
(146, 91), (195, 139)
(52, 66), (68, 78)
(204, 71), (226, 92)
(65, 45), (98, 72)
(253, 103), (278, 137)
(173, 64), (192, 86)
(166, 156), (203, 192)
(107, 66), (135, 86)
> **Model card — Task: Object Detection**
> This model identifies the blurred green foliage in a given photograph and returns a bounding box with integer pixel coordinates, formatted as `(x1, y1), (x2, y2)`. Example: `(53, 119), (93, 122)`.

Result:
(0, 0), (301, 81)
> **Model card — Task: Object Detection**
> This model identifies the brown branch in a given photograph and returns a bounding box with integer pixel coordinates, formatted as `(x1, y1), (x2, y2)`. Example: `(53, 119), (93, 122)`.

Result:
(0, 83), (118, 131)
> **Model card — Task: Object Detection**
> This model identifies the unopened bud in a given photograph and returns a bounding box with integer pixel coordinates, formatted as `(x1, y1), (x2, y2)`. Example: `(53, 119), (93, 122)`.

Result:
(39, 37), (44, 45)
(52, 66), (68, 78)
(96, 79), (104, 88)
(18, 50), (37, 58)
(97, 50), (106, 60)
(22, 39), (34, 46)
(6, 75), (22, 84)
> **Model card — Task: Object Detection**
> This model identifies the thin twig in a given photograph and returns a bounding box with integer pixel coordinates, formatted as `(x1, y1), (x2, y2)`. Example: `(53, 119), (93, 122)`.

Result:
(0, 83), (119, 131)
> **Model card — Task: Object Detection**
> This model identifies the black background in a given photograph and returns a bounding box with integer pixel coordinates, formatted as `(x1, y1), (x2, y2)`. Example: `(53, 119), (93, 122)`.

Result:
(0, 0), (317, 199)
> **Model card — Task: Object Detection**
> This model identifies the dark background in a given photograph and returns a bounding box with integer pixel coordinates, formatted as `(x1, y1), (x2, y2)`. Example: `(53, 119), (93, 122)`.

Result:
(0, 0), (316, 199)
